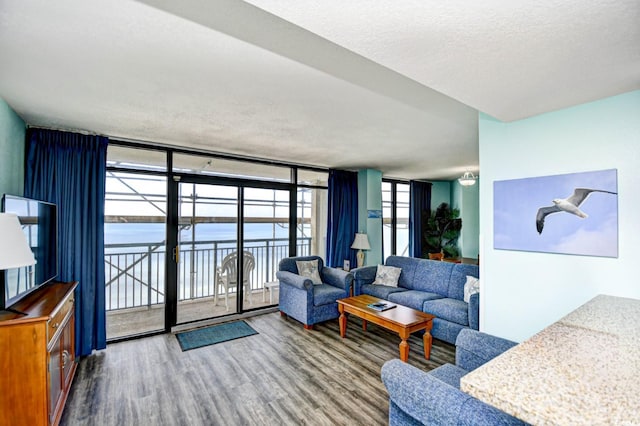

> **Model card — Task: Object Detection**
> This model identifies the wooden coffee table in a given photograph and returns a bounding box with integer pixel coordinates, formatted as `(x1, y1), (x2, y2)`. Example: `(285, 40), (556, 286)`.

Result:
(337, 294), (435, 362)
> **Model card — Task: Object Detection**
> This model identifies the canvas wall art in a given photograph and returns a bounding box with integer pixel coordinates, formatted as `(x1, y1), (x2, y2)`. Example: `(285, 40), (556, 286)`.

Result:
(494, 169), (618, 257)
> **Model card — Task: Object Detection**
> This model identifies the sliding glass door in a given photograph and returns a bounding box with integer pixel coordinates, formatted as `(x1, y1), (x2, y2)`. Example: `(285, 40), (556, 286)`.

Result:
(175, 182), (292, 324)
(176, 183), (239, 323)
(241, 187), (290, 311)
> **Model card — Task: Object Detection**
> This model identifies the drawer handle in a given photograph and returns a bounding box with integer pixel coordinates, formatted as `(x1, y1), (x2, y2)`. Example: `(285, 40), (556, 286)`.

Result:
(52, 322), (59, 329)
(62, 350), (70, 368)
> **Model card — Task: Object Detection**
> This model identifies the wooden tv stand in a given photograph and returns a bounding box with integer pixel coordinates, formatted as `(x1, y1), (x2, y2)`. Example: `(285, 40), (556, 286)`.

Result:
(0, 281), (78, 426)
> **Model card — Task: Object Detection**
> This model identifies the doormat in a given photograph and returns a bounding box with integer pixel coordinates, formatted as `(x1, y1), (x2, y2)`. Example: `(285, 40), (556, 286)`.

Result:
(175, 321), (258, 351)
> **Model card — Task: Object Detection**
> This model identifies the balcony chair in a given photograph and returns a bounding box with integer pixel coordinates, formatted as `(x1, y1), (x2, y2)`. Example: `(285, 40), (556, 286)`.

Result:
(277, 255), (353, 329)
(215, 251), (256, 311)
(381, 329), (526, 425)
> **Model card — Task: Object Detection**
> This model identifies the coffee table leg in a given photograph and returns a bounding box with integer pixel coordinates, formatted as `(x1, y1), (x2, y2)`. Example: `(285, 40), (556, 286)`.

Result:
(399, 330), (410, 362)
(423, 330), (432, 360)
(338, 304), (347, 338)
(362, 319), (367, 332)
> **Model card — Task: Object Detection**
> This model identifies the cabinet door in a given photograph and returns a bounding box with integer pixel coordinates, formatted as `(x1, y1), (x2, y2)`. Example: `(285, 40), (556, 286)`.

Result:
(48, 335), (62, 424)
(61, 312), (75, 388)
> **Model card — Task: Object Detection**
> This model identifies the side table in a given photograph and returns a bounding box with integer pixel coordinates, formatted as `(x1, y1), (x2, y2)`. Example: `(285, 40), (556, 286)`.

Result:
(263, 281), (279, 304)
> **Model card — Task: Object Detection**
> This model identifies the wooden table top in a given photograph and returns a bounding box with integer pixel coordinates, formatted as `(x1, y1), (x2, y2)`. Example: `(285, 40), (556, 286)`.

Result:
(337, 294), (434, 327)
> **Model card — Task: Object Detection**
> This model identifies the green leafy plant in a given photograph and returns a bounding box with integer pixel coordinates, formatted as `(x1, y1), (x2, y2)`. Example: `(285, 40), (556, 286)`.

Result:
(422, 202), (462, 258)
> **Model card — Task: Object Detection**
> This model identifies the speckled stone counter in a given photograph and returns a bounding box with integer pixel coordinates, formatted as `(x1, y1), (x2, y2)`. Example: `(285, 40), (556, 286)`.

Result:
(460, 295), (640, 425)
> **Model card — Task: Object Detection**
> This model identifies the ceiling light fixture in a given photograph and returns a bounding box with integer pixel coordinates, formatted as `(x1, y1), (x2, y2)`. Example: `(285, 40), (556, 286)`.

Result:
(458, 171), (477, 186)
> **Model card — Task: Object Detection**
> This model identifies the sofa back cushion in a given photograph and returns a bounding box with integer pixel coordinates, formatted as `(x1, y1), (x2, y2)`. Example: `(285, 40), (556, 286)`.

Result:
(279, 256), (325, 276)
(448, 263), (480, 300)
(412, 259), (454, 295)
(385, 256), (419, 289)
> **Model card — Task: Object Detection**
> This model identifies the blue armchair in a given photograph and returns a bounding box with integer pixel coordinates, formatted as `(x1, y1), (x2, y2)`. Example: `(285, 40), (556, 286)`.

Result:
(277, 256), (353, 329)
(381, 329), (527, 426)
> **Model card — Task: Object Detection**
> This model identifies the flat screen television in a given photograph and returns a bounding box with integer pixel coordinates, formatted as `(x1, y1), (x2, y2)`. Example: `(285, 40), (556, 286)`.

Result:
(1, 195), (58, 311)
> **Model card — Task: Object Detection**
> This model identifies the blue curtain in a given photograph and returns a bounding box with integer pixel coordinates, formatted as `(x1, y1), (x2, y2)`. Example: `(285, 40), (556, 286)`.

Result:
(326, 170), (358, 268)
(25, 128), (108, 356)
(409, 180), (432, 258)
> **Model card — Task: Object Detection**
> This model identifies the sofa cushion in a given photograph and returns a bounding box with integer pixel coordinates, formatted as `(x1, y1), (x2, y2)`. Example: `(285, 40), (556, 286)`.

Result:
(448, 263), (479, 300)
(463, 275), (480, 303)
(313, 284), (347, 306)
(428, 363), (468, 389)
(412, 259), (454, 295)
(385, 256), (419, 289)
(296, 259), (323, 284)
(388, 290), (444, 311)
(423, 298), (469, 326)
(372, 265), (402, 287)
(361, 284), (408, 300)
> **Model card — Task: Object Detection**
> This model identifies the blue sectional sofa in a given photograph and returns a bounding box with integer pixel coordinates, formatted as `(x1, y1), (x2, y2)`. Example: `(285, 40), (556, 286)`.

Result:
(353, 256), (479, 344)
(381, 329), (525, 425)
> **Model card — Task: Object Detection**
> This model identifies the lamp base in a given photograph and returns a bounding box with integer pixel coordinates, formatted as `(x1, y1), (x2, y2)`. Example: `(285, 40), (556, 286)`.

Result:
(356, 250), (365, 268)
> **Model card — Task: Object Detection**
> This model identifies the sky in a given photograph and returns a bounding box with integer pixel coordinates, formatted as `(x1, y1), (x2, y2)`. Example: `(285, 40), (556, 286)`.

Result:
(493, 169), (618, 258)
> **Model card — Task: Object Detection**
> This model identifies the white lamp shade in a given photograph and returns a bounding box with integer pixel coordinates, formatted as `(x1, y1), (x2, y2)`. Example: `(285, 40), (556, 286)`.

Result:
(0, 213), (36, 270)
(351, 233), (371, 250)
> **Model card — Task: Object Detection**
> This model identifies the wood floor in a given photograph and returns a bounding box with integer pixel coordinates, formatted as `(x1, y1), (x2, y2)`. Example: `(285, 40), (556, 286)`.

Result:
(62, 311), (455, 426)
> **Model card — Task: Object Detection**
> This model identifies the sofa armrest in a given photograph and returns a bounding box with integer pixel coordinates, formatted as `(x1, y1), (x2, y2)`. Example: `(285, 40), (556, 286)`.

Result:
(381, 359), (474, 426)
(455, 329), (518, 371)
(276, 270), (313, 292)
(321, 267), (353, 294)
(382, 359), (526, 426)
(352, 265), (377, 295)
(468, 292), (480, 330)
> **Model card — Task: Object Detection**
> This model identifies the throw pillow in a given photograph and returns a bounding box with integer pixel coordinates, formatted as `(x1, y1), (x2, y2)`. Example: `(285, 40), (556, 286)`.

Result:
(296, 259), (323, 285)
(463, 275), (480, 303)
(372, 265), (402, 287)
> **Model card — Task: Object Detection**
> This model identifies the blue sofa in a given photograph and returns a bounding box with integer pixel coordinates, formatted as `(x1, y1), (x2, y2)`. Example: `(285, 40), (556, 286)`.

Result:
(353, 256), (479, 344)
(277, 256), (353, 329)
(382, 329), (526, 425)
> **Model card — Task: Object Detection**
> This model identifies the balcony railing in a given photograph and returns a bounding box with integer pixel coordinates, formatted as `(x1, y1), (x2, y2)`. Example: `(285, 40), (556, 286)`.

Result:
(105, 237), (311, 311)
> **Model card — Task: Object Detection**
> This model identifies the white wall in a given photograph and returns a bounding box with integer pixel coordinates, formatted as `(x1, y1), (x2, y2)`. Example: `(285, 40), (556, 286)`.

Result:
(479, 90), (640, 342)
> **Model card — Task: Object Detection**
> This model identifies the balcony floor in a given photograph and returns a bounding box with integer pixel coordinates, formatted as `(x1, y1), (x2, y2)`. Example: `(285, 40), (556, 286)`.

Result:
(107, 287), (279, 340)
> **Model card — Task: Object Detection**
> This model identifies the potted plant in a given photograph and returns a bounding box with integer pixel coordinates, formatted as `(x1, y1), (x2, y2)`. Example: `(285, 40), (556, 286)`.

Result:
(422, 202), (462, 258)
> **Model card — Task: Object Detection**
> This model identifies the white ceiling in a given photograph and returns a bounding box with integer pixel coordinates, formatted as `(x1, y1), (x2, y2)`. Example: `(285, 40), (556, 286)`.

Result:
(0, 1), (638, 180)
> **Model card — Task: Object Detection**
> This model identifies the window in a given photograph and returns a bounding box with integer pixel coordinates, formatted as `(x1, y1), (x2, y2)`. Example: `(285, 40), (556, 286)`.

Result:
(104, 142), (329, 338)
(382, 181), (410, 260)
(297, 169), (328, 257)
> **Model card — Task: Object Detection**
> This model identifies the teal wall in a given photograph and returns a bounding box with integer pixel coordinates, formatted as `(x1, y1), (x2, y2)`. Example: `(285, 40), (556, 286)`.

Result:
(430, 181), (451, 207)
(452, 179), (480, 258)
(479, 90), (640, 342)
(430, 179), (479, 258)
(0, 99), (25, 197)
(357, 169), (383, 266)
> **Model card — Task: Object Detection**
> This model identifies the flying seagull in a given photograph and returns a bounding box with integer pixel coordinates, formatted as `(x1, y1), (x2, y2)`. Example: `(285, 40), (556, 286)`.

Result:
(536, 188), (617, 234)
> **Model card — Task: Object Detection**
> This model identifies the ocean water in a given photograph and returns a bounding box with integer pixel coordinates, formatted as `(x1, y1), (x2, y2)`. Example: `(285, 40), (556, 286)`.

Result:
(105, 222), (294, 248)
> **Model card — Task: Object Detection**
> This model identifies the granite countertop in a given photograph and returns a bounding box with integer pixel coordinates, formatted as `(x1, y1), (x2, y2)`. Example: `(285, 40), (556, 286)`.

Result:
(460, 295), (640, 425)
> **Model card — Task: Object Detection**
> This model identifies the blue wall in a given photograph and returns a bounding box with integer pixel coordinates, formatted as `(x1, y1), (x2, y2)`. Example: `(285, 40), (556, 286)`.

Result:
(479, 90), (640, 342)
(0, 99), (25, 197)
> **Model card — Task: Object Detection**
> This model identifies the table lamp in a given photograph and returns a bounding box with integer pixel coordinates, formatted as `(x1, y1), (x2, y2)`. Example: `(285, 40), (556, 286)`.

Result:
(0, 213), (36, 270)
(351, 233), (371, 268)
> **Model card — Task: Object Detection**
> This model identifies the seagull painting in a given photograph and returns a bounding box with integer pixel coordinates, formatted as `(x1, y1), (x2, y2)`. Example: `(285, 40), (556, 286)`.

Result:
(536, 188), (617, 234)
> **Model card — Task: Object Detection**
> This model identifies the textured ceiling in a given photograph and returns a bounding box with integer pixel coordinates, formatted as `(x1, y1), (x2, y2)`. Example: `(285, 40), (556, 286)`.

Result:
(0, 0), (638, 180)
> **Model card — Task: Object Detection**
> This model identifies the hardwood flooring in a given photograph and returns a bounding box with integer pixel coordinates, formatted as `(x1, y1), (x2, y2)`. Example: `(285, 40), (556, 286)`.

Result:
(62, 311), (455, 426)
